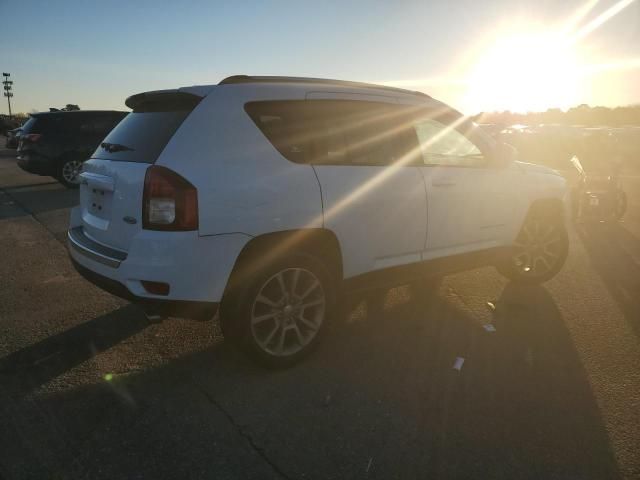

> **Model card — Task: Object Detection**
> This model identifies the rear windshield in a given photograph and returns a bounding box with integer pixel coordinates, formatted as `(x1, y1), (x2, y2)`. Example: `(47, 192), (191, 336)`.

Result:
(21, 113), (126, 136)
(93, 93), (201, 163)
(21, 116), (61, 134)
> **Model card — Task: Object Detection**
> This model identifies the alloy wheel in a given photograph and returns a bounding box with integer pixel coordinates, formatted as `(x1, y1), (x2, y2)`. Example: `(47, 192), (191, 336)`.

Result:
(250, 268), (326, 357)
(512, 219), (565, 277)
(61, 159), (83, 184)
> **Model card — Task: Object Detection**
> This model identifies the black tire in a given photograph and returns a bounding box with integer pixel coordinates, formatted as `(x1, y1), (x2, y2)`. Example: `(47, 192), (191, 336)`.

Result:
(220, 252), (336, 368)
(497, 212), (569, 284)
(57, 156), (83, 189)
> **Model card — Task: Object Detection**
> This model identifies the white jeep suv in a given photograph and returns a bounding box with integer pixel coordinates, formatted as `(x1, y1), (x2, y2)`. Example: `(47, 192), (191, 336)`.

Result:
(68, 75), (569, 366)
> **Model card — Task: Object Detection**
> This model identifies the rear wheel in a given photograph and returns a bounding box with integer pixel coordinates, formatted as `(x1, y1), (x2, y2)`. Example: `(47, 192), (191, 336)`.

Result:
(497, 213), (568, 284)
(220, 253), (335, 368)
(57, 156), (83, 188)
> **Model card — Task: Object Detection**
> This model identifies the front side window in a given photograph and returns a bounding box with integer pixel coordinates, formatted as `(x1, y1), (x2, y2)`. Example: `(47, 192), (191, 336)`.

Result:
(413, 118), (486, 167)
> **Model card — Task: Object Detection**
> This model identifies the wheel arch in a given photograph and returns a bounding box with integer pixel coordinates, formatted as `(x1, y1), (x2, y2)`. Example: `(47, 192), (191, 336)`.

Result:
(222, 228), (344, 302)
(527, 197), (566, 222)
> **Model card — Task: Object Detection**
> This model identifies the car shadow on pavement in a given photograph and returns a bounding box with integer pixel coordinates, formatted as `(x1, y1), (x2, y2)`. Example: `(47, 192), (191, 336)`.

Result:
(0, 304), (148, 393)
(3, 182), (79, 216)
(1, 282), (620, 479)
(576, 221), (640, 339)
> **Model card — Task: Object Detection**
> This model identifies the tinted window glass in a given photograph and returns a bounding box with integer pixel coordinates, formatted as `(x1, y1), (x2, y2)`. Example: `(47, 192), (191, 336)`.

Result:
(21, 115), (63, 134)
(94, 95), (200, 163)
(76, 117), (94, 133)
(20, 117), (39, 134)
(245, 100), (420, 166)
(93, 115), (125, 135)
(78, 115), (125, 135)
(244, 102), (310, 164)
(307, 101), (406, 166)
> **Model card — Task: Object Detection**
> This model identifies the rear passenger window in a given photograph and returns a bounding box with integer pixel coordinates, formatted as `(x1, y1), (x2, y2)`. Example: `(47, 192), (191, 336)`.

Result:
(244, 100), (420, 166)
(243, 103), (309, 164)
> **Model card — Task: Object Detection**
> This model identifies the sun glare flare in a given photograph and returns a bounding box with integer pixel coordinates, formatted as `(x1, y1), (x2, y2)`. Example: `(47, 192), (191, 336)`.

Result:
(462, 31), (584, 113)
(461, 0), (638, 113)
(568, 0), (637, 43)
(379, 0), (639, 114)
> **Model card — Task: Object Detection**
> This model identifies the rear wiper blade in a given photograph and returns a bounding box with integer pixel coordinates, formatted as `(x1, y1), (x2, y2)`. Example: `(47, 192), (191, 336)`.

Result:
(101, 142), (134, 153)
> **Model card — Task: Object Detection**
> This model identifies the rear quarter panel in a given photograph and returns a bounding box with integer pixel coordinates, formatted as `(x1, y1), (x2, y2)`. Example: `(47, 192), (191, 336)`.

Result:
(156, 86), (324, 237)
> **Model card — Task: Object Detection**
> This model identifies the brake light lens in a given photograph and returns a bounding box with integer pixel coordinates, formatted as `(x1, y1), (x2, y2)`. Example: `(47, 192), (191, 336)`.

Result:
(24, 133), (41, 142)
(142, 166), (198, 231)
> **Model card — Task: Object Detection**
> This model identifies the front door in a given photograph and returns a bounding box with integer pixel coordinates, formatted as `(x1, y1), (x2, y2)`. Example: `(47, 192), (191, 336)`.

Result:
(411, 117), (513, 259)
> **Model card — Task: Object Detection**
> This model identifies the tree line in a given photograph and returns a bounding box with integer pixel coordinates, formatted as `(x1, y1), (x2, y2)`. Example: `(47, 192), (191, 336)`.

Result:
(474, 104), (640, 127)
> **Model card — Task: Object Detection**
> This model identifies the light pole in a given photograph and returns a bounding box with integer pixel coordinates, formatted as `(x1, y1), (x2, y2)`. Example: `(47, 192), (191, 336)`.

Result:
(3, 72), (13, 120)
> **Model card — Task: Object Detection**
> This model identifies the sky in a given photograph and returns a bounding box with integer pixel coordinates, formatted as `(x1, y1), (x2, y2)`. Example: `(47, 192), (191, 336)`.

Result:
(2, 0), (639, 115)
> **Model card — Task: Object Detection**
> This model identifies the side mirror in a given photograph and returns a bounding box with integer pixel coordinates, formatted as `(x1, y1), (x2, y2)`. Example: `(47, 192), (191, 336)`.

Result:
(491, 142), (517, 168)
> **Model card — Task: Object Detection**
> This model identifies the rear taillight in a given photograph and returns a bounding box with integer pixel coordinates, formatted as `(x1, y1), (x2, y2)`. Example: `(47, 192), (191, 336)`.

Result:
(24, 133), (41, 142)
(142, 166), (198, 231)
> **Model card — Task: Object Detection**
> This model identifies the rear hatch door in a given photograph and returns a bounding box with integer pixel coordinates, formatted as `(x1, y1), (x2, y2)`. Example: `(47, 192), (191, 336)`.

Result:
(79, 91), (202, 251)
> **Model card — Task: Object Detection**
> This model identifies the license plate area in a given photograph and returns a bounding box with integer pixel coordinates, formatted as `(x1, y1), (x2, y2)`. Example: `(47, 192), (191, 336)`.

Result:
(87, 186), (112, 220)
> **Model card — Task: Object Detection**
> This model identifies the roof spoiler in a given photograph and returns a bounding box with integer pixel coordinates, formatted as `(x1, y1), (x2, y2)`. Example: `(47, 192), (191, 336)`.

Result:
(218, 75), (430, 98)
(125, 90), (202, 110)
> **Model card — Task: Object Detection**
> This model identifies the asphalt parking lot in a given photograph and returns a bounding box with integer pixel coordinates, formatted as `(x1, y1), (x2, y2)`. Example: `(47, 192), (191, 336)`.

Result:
(1, 141), (639, 479)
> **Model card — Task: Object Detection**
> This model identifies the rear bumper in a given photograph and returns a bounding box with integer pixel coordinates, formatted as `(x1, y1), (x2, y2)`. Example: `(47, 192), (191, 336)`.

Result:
(70, 256), (218, 320)
(68, 226), (127, 268)
(17, 151), (56, 176)
(67, 214), (251, 304)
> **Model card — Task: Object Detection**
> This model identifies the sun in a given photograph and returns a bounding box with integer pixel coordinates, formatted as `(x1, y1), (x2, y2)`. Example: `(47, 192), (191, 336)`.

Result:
(462, 30), (585, 113)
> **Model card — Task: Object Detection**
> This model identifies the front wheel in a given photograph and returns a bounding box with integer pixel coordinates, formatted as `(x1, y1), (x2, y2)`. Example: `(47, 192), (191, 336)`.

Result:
(497, 214), (569, 284)
(57, 157), (83, 188)
(220, 253), (335, 368)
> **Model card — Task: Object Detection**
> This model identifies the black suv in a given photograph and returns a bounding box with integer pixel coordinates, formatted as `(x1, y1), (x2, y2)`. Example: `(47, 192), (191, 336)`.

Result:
(17, 110), (127, 188)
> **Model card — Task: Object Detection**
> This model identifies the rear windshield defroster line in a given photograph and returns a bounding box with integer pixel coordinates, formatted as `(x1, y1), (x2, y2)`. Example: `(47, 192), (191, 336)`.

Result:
(92, 92), (202, 164)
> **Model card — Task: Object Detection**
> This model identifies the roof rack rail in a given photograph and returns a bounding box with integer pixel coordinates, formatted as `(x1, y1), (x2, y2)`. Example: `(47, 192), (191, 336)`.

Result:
(218, 75), (430, 98)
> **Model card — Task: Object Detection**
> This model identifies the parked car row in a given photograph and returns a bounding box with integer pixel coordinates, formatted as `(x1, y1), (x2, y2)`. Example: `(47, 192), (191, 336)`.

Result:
(5, 127), (22, 148)
(16, 110), (127, 187)
(65, 75), (570, 367)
